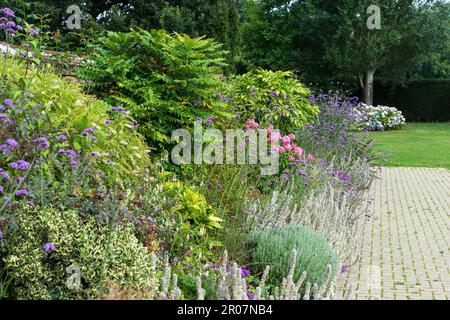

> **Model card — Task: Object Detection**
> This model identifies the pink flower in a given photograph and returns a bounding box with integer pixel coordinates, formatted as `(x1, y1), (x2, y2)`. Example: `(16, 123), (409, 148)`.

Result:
(284, 144), (292, 151)
(295, 147), (304, 158)
(271, 132), (281, 142)
(307, 153), (314, 161)
(267, 125), (274, 135)
(289, 133), (296, 141)
(289, 156), (295, 161)
(281, 136), (291, 145)
(278, 146), (286, 154)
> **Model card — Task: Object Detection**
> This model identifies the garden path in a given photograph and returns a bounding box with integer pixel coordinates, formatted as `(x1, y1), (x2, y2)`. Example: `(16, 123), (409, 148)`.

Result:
(338, 167), (450, 300)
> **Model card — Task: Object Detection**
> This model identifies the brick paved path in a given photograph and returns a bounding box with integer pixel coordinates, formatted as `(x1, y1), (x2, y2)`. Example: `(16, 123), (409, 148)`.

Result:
(339, 167), (450, 300)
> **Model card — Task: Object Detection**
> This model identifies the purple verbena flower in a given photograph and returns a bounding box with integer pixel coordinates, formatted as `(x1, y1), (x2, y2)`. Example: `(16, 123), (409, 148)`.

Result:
(82, 128), (95, 136)
(43, 242), (56, 253)
(15, 188), (28, 197)
(10, 160), (31, 171)
(0, 170), (10, 181)
(57, 134), (68, 141)
(111, 106), (125, 112)
(0, 8), (15, 18)
(34, 137), (49, 150)
(28, 28), (39, 36)
(241, 266), (251, 278)
(204, 116), (215, 126)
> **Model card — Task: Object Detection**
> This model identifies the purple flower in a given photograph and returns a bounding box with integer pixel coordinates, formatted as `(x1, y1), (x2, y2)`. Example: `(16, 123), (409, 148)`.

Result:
(16, 176), (24, 183)
(246, 291), (254, 300)
(104, 120), (111, 125)
(43, 242), (56, 253)
(0, 8), (15, 18)
(10, 160), (31, 171)
(111, 106), (125, 112)
(0, 170), (10, 181)
(57, 134), (68, 141)
(28, 28), (39, 36)
(6, 139), (19, 148)
(1, 139), (19, 153)
(216, 94), (232, 102)
(210, 263), (220, 269)
(3, 99), (13, 107)
(0, 229), (3, 238)
(27, 200), (34, 207)
(0, 185), (3, 194)
(6, 21), (15, 28)
(65, 150), (77, 159)
(241, 266), (251, 278)
(341, 265), (348, 273)
(34, 137), (49, 150)
(269, 91), (279, 97)
(0, 105), (4, 111)
(16, 188), (28, 197)
(204, 116), (215, 126)
(70, 160), (78, 167)
(82, 128), (95, 136)
(91, 136), (97, 142)
(90, 152), (98, 157)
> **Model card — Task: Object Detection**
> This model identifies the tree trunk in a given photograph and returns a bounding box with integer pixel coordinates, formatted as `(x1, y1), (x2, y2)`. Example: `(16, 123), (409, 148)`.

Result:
(363, 70), (375, 105)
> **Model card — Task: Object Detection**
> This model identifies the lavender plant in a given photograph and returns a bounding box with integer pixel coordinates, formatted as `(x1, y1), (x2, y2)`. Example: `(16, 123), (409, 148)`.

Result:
(298, 92), (374, 163)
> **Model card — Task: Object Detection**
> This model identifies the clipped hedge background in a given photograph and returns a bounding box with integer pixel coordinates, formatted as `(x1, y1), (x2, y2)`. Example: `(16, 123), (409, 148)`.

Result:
(374, 80), (450, 122)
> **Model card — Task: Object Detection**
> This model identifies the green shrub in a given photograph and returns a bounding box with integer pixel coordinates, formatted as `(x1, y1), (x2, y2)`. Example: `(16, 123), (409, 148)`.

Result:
(223, 69), (319, 131)
(162, 181), (223, 264)
(1, 58), (150, 182)
(0, 206), (157, 300)
(78, 29), (231, 151)
(250, 223), (337, 290)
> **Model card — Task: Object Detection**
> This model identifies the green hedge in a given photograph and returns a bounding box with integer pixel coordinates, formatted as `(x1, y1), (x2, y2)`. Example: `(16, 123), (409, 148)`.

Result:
(374, 80), (450, 122)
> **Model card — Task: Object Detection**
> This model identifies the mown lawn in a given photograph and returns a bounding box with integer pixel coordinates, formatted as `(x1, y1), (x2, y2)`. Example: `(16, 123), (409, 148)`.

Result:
(368, 123), (450, 169)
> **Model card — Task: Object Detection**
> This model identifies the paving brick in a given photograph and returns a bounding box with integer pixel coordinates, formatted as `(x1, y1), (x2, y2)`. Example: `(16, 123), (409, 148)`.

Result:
(337, 167), (450, 300)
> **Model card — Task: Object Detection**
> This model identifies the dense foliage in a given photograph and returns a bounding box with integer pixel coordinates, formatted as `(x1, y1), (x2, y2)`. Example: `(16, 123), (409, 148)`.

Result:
(224, 69), (319, 131)
(1, 206), (157, 299)
(374, 80), (450, 122)
(1, 5), (384, 301)
(78, 29), (230, 151)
